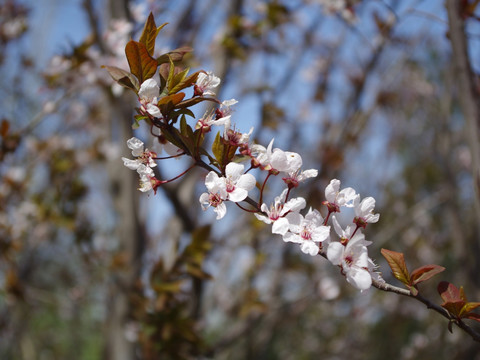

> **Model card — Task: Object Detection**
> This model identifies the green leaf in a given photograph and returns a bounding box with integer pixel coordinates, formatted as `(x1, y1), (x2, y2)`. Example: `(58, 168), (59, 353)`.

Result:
(167, 56), (175, 89)
(212, 131), (225, 168)
(380, 248), (411, 285)
(176, 108), (195, 118)
(409, 285), (419, 296)
(133, 114), (148, 129)
(169, 70), (201, 94)
(138, 13), (167, 56)
(101, 65), (139, 91)
(160, 127), (184, 150)
(152, 280), (184, 294)
(410, 264), (445, 286)
(125, 40), (158, 84)
(168, 67), (189, 94)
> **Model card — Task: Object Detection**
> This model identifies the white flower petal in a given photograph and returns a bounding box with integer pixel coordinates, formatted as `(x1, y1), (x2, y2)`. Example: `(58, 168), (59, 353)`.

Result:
(300, 241), (319, 256)
(225, 162), (244, 179)
(139, 78), (159, 101)
(127, 137), (144, 156)
(146, 103), (161, 117)
(122, 157), (140, 170)
(214, 202), (227, 219)
(236, 173), (256, 191)
(327, 242), (344, 265)
(346, 267), (372, 290)
(272, 217), (290, 235)
(283, 232), (301, 244)
(228, 188), (248, 202)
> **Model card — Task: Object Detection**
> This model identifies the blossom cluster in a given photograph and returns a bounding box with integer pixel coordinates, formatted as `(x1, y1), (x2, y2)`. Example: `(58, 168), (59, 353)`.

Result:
(120, 68), (383, 291)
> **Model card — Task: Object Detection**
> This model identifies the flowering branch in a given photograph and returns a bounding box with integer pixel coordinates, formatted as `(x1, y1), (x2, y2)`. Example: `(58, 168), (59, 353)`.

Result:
(103, 12), (480, 345)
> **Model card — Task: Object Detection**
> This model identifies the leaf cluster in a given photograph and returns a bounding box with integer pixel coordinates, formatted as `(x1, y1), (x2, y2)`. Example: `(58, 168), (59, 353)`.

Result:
(381, 248), (445, 296)
(437, 281), (480, 331)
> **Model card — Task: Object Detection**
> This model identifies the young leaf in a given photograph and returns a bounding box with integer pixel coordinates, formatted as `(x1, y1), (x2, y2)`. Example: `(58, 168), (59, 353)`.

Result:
(465, 313), (480, 322)
(438, 281), (461, 304)
(133, 114), (148, 129)
(381, 248), (411, 285)
(157, 93), (186, 107)
(160, 127), (184, 151)
(168, 67), (190, 94)
(169, 70), (201, 94)
(410, 264), (445, 286)
(138, 13), (167, 56)
(167, 56), (176, 90)
(212, 131), (225, 168)
(442, 300), (465, 318)
(461, 302), (480, 315)
(157, 46), (193, 65)
(408, 285), (419, 296)
(125, 40), (158, 84)
(176, 96), (219, 109)
(101, 65), (139, 91)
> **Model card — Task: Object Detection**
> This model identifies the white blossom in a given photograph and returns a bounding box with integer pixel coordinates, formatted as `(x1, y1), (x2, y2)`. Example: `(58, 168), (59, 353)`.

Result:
(199, 171), (228, 219)
(255, 189), (306, 235)
(327, 232), (372, 290)
(251, 139), (302, 174)
(283, 208), (330, 256)
(354, 196), (380, 225)
(138, 79), (161, 117)
(195, 71), (221, 97)
(195, 110), (230, 133)
(331, 215), (355, 241)
(122, 137), (157, 171)
(223, 162), (256, 202)
(324, 179), (358, 209)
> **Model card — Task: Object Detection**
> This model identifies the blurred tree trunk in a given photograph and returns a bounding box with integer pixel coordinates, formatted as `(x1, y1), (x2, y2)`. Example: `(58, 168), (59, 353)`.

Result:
(446, 0), (480, 289)
(103, 1), (145, 359)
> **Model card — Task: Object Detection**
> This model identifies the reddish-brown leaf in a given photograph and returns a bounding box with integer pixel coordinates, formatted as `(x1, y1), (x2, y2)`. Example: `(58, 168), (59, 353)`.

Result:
(138, 13), (167, 56)
(125, 40), (158, 84)
(157, 46), (193, 65)
(464, 313), (480, 322)
(381, 248), (410, 285)
(410, 264), (445, 285)
(101, 65), (139, 91)
(157, 93), (185, 107)
(442, 300), (466, 318)
(176, 96), (219, 109)
(438, 281), (461, 303)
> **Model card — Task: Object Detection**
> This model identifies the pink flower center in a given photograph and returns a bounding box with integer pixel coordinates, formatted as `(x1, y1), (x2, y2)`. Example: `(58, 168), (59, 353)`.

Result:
(226, 178), (235, 193)
(209, 193), (223, 207)
(345, 255), (353, 266)
(269, 204), (283, 221)
(300, 227), (312, 240)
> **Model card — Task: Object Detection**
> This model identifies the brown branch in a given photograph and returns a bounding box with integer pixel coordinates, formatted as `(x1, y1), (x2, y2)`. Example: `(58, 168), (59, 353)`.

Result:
(371, 278), (480, 343)
(317, 250), (480, 342)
